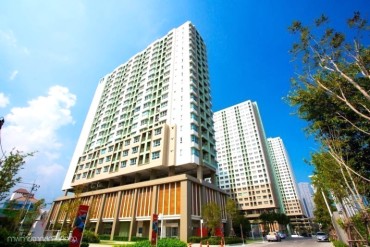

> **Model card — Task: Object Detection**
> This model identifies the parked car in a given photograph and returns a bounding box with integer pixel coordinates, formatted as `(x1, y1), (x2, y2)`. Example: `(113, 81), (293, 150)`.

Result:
(277, 232), (287, 239)
(316, 232), (329, 242)
(266, 232), (281, 242)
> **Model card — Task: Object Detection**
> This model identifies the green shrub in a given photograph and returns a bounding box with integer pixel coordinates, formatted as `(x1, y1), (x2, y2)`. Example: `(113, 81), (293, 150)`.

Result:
(0, 229), (39, 247)
(205, 236), (222, 245)
(82, 230), (100, 243)
(129, 238), (186, 247)
(131, 236), (148, 242)
(42, 241), (70, 247)
(114, 236), (129, 241)
(131, 240), (151, 247)
(99, 234), (111, 240)
(158, 238), (187, 247)
(224, 236), (243, 244)
(332, 240), (348, 247)
(188, 236), (202, 243)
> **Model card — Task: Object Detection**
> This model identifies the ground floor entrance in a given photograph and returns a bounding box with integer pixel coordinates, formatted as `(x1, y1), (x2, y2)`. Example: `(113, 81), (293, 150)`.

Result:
(45, 174), (228, 242)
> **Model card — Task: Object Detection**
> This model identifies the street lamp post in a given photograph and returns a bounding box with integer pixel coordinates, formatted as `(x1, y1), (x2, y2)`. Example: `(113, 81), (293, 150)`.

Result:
(19, 182), (40, 235)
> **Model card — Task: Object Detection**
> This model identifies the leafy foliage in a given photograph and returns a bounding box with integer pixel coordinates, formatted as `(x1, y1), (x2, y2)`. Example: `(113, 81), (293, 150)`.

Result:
(287, 12), (370, 242)
(202, 202), (222, 236)
(259, 211), (289, 232)
(232, 211), (251, 238)
(225, 198), (238, 236)
(82, 229), (100, 243)
(129, 238), (186, 247)
(0, 150), (34, 201)
(287, 11), (370, 199)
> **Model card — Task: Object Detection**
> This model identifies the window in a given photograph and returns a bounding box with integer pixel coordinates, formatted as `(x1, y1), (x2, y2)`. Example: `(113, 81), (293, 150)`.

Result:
(82, 172), (87, 178)
(132, 146), (138, 154)
(125, 140), (130, 146)
(123, 150), (129, 156)
(155, 127), (162, 135)
(134, 136), (140, 143)
(152, 151), (160, 160)
(153, 139), (161, 147)
(130, 158), (137, 165)
(96, 168), (101, 174)
(103, 166), (109, 172)
(162, 93), (168, 99)
(98, 158), (103, 164)
(191, 113), (198, 121)
(191, 123), (199, 132)
(100, 148), (106, 155)
(191, 147), (200, 157)
(191, 135), (199, 144)
(120, 161), (127, 168)
(105, 156), (111, 162)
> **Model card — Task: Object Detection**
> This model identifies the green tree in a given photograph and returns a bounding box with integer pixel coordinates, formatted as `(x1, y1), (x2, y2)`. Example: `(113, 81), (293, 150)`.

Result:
(202, 202), (222, 236)
(312, 186), (334, 232)
(0, 150), (34, 201)
(225, 198), (237, 236)
(287, 12), (370, 241)
(288, 12), (370, 203)
(2, 198), (46, 233)
(59, 185), (86, 235)
(233, 211), (250, 239)
(259, 212), (275, 233)
(276, 213), (290, 231)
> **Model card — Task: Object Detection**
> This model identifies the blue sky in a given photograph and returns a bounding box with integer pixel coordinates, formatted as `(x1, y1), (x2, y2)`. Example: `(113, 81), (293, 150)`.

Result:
(0, 0), (368, 203)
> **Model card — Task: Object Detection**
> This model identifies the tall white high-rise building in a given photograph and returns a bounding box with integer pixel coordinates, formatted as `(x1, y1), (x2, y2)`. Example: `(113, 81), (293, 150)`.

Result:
(297, 182), (315, 218)
(46, 21), (228, 242)
(214, 100), (281, 219)
(267, 137), (303, 217)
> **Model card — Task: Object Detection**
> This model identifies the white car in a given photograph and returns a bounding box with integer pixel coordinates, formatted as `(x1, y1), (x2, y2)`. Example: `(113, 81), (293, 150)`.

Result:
(266, 232), (281, 242)
(316, 232), (329, 242)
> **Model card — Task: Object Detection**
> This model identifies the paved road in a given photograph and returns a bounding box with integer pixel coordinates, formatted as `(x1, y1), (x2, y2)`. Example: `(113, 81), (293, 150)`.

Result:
(228, 237), (332, 247)
(89, 237), (333, 247)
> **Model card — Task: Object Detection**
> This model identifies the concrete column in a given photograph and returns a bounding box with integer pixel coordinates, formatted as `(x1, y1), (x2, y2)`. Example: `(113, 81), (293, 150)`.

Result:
(128, 189), (139, 241)
(135, 174), (141, 183)
(149, 185), (159, 241)
(168, 166), (175, 176)
(150, 170), (157, 180)
(180, 180), (192, 243)
(108, 179), (114, 188)
(120, 176), (126, 185)
(110, 191), (123, 240)
(95, 194), (107, 235)
(197, 165), (203, 181)
(210, 171), (217, 185)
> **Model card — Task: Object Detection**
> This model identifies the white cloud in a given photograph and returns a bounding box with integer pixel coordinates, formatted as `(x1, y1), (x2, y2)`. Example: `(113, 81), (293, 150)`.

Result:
(0, 29), (30, 55)
(3, 85), (76, 153)
(2, 86), (76, 201)
(0, 92), (9, 108)
(9, 70), (18, 80)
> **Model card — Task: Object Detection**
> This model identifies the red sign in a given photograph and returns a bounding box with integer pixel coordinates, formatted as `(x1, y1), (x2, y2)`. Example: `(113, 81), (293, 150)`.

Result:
(151, 214), (158, 245)
(69, 205), (89, 247)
